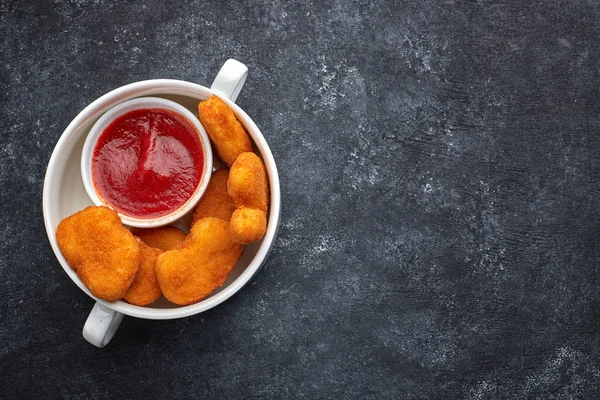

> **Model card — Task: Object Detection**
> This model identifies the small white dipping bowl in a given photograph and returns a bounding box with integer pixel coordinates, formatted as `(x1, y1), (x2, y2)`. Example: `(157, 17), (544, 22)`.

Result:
(81, 97), (213, 228)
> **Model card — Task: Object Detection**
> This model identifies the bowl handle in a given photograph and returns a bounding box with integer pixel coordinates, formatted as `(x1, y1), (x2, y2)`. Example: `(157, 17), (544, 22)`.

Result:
(82, 302), (124, 348)
(210, 59), (248, 103)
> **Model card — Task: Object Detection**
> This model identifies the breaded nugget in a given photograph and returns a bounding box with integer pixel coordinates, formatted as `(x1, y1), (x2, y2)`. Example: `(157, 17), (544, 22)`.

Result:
(227, 152), (269, 244)
(198, 95), (252, 166)
(123, 242), (162, 306)
(130, 226), (186, 252)
(56, 206), (140, 301)
(156, 218), (244, 305)
(230, 207), (267, 244)
(191, 169), (236, 226)
(228, 152), (269, 211)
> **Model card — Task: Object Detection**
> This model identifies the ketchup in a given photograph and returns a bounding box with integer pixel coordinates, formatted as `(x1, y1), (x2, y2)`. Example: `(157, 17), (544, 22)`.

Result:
(92, 108), (204, 219)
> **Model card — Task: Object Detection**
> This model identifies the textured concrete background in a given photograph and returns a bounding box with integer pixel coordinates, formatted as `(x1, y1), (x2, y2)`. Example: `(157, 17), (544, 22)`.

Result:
(1, 0), (599, 398)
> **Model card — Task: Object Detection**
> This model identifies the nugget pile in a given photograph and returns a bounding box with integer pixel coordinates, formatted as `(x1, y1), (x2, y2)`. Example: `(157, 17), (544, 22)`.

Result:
(56, 95), (269, 306)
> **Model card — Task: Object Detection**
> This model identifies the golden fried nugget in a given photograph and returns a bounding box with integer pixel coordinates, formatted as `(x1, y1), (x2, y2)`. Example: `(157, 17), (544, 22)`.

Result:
(191, 169), (236, 226)
(130, 226), (186, 252)
(230, 207), (267, 245)
(198, 95), (253, 166)
(227, 152), (269, 244)
(228, 152), (269, 212)
(123, 242), (162, 306)
(156, 218), (244, 306)
(56, 206), (140, 301)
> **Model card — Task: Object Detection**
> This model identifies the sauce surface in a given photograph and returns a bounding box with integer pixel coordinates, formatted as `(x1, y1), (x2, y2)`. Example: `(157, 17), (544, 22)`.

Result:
(92, 108), (204, 219)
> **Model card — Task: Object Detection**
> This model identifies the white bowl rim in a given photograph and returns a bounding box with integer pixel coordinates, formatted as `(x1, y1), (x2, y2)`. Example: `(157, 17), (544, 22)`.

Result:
(80, 96), (214, 228)
(42, 79), (281, 320)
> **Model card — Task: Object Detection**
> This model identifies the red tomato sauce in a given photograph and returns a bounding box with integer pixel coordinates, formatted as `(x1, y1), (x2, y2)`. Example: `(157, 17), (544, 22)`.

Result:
(92, 108), (204, 219)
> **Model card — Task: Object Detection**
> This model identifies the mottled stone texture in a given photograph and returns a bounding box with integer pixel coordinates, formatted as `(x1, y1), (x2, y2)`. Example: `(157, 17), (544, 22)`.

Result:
(1, 0), (599, 398)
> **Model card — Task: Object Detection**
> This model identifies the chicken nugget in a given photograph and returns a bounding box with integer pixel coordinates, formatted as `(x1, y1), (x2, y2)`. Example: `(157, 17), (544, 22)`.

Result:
(230, 207), (267, 245)
(191, 169), (236, 226)
(130, 226), (186, 252)
(228, 152), (269, 212)
(198, 95), (253, 166)
(156, 218), (244, 306)
(56, 206), (140, 301)
(123, 242), (162, 306)
(227, 152), (269, 244)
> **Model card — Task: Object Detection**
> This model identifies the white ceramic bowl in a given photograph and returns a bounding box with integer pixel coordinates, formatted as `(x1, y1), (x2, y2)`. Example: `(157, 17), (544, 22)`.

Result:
(42, 60), (281, 347)
(81, 96), (213, 228)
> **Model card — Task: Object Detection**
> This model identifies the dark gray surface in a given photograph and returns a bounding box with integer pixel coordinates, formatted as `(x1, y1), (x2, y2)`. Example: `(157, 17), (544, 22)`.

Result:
(1, 0), (599, 398)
